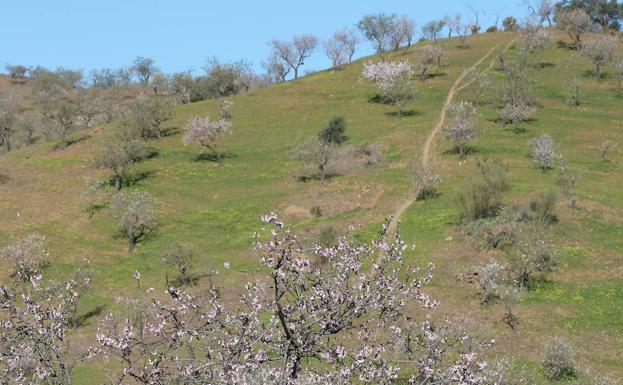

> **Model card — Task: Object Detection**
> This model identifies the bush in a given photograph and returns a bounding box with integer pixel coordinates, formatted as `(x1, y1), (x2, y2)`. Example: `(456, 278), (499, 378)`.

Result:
(542, 339), (576, 380)
(455, 159), (509, 221)
(486, 26), (498, 33)
(528, 190), (559, 224)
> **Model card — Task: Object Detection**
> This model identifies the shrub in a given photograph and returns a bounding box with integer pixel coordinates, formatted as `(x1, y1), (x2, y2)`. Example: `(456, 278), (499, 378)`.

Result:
(566, 74), (582, 107)
(542, 338), (576, 380)
(475, 260), (509, 304)
(318, 226), (339, 248)
(486, 26), (498, 33)
(600, 140), (617, 163)
(318, 117), (348, 146)
(310, 205), (322, 217)
(455, 158), (510, 221)
(528, 190), (559, 224)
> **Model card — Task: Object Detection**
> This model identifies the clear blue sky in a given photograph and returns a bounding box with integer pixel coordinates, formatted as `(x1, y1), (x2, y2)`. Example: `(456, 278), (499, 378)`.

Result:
(0, 0), (527, 76)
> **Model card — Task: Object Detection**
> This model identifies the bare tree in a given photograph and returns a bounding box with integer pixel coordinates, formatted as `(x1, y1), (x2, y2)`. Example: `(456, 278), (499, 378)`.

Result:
(580, 33), (618, 78)
(421, 19), (446, 41)
(325, 29), (359, 69)
(132, 56), (157, 85)
(444, 14), (462, 37)
(109, 190), (158, 252)
(556, 8), (595, 47)
(263, 54), (291, 83)
(356, 12), (396, 54)
(389, 14), (416, 50)
(269, 35), (318, 80)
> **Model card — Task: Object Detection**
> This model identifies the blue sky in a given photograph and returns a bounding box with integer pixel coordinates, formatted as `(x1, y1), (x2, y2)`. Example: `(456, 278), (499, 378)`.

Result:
(1, 0), (527, 76)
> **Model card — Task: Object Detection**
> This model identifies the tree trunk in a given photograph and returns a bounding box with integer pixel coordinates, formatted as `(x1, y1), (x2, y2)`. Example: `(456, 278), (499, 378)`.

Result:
(115, 175), (121, 192)
(3, 137), (10, 153)
(155, 126), (162, 139)
(294, 67), (299, 79)
(128, 235), (136, 252)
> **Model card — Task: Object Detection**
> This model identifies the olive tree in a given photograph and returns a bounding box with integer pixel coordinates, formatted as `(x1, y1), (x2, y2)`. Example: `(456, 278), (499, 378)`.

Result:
(269, 35), (318, 79)
(580, 33), (618, 78)
(442, 101), (480, 157)
(132, 56), (157, 85)
(502, 16), (519, 31)
(38, 91), (80, 148)
(109, 190), (158, 252)
(556, 8), (594, 47)
(95, 124), (147, 191)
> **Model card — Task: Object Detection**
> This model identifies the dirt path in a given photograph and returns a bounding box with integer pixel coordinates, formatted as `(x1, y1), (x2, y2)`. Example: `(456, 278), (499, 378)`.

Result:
(385, 42), (509, 238)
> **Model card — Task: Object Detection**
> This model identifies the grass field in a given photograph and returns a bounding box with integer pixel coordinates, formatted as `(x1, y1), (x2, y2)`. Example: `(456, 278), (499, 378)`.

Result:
(1, 30), (622, 382)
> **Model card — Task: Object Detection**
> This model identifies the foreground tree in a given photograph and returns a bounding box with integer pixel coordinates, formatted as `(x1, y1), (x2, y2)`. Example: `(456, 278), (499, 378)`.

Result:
(580, 33), (618, 78)
(95, 214), (498, 384)
(442, 101), (480, 157)
(269, 35), (318, 79)
(109, 191), (158, 252)
(0, 234), (48, 282)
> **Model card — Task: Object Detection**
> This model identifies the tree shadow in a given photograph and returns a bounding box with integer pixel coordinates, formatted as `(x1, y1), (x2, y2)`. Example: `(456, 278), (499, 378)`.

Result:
(107, 170), (155, 189)
(368, 95), (392, 104)
(53, 134), (91, 150)
(536, 62), (555, 69)
(420, 72), (447, 80)
(192, 151), (237, 163)
(0, 174), (8, 184)
(443, 145), (480, 156)
(73, 305), (106, 328)
(162, 126), (181, 137)
(296, 172), (341, 182)
(583, 70), (609, 80)
(385, 110), (423, 118)
(144, 147), (160, 159)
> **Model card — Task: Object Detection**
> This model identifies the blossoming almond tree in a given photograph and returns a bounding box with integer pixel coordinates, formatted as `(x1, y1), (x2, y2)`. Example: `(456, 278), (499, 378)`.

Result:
(442, 101), (480, 158)
(361, 60), (416, 116)
(94, 215), (498, 384)
(182, 115), (232, 162)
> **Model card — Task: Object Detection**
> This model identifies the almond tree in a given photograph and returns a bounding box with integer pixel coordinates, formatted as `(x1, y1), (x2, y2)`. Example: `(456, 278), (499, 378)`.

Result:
(580, 33), (618, 78)
(324, 29), (359, 69)
(0, 265), (90, 385)
(442, 101), (480, 157)
(499, 100), (534, 133)
(414, 45), (445, 80)
(422, 19), (446, 41)
(388, 14), (416, 50)
(0, 234), (48, 282)
(182, 115), (232, 161)
(361, 60), (416, 115)
(94, 215), (499, 384)
(556, 8), (594, 47)
(529, 134), (558, 171)
(269, 35), (318, 79)
(109, 191), (158, 252)
(95, 124), (147, 192)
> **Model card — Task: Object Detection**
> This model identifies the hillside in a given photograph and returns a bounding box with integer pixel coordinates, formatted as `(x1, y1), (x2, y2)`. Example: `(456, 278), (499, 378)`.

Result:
(1, 30), (623, 382)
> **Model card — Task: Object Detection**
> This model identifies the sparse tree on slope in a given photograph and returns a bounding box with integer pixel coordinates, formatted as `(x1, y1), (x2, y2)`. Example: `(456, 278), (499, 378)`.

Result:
(529, 134), (558, 171)
(182, 114), (232, 161)
(580, 33), (619, 78)
(556, 8), (595, 47)
(95, 124), (147, 192)
(443, 101), (480, 157)
(109, 190), (158, 252)
(269, 35), (318, 79)
(361, 60), (416, 115)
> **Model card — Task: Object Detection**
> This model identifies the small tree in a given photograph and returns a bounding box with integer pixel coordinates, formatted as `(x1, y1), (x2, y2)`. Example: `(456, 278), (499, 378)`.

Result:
(129, 94), (175, 139)
(600, 140), (617, 163)
(361, 60), (416, 115)
(356, 13), (395, 54)
(0, 234), (48, 282)
(182, 115), (232, 161)
(296, 138), (334, 179)
(109, 191), (158, 252)
(0, 93), (20, 153)
(580, 33), (618, 78)
(269, 35), (318, 79)
(442, 101), (480, 157)
(507, 223), (555, 288)
(529, 134), (558, 171)
(518, 24), (552, 54)
(388, 14), (416, 50)
(318, 117), (348, 145)
(499, 100), (534, 133)
(556, 8), (594, 47)
(566, 74), (582, 107)
(421, 20), (446, 41)
(95, 124), (147, 192)
(503, 16), (519, 31)
(415, 45), (445, 80)
(162, 244), (196, 286)
(412, 160), (441, 200)
(542, 339), (576, 380)
(444, 14), (462, 37)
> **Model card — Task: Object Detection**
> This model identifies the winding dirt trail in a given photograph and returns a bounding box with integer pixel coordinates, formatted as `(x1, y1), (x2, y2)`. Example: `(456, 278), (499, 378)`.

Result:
(385, 41), (513, 238)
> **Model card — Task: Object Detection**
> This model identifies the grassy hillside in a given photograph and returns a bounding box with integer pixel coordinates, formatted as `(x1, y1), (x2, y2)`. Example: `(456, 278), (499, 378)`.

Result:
(1, 31), (622, 381)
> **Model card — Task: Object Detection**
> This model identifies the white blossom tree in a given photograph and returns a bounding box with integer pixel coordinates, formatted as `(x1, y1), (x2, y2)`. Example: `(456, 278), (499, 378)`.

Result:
(529, 134), (558, 171)
(182, 115), (232, 161)
(556, 8), (595, 47)
(580, 33), (619, 78)
(442, 101), (480, 157)
(94, 214), (499, 384)
(361, 60), (416, 115)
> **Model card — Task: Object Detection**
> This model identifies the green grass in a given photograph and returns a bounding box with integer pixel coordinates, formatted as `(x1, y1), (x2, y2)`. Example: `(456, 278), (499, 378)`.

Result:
(1, 31), (623, 381)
